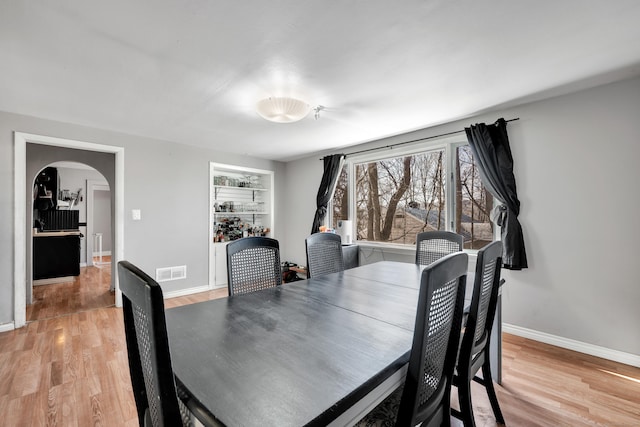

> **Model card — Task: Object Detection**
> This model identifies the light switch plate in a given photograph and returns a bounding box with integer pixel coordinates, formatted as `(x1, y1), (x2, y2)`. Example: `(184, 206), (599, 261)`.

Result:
(132, 209), (141, 220)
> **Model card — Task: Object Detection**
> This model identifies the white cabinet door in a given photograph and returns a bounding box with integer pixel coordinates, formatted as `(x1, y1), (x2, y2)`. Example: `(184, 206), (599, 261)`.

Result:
(214, 242), (229, 287)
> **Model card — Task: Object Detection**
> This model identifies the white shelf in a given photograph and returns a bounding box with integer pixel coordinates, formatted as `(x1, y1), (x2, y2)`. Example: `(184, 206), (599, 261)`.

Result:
(213, 185), (267, 191)
(213, 212), (269, 215)
(209, 162), (274, 288)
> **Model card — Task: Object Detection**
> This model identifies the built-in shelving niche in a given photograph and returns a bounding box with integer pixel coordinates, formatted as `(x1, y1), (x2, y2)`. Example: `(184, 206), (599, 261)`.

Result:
(208, 162), (274, 288)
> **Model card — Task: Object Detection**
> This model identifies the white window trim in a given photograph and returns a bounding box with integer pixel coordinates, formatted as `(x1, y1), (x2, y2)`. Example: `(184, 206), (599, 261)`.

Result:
(337, 133), (495, 250)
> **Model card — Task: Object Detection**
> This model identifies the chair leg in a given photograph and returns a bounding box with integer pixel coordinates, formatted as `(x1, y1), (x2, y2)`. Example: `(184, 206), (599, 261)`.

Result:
(480, 362), (505, 425)
(443, 390), (454, 427)
(457, 378), (476, 427)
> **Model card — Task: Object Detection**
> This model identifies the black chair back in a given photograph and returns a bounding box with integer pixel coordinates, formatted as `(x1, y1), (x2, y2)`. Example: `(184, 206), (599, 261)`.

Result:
(464, 241), (502, 359)
(415, 230), (464, 265)
(453, 241), (505, 426)
(305, 232), (345, 278)
(397, 251), (468, 427)
(118, 261), (186, 427)
(226, 236), (282, 296)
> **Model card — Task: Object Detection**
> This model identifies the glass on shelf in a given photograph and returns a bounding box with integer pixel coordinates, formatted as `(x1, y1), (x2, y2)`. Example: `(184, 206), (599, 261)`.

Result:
(215, 201), (234, 212)
(214, 175), (229, 186)
(214, 203), (269, 214)
(243, 202), (265, 212)
(239, 175), (252, 188)
(215, 175), (251, 187)
(249, 175), (262, 189)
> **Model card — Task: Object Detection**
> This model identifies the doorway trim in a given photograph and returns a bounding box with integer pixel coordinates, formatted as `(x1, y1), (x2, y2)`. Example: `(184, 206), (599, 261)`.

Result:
(13, 132), (125, 329)
(86, 180), (110, 267)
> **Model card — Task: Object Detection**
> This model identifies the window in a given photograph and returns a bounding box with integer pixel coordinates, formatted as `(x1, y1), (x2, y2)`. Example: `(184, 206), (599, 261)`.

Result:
(454, 145), (494, 249)
(331, 165), (349, 225)
(331, 137), (494, 250)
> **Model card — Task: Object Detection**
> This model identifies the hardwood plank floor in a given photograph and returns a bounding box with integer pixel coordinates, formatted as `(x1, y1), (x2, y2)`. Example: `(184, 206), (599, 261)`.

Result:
(456, 336), (640, 426)
(27, 258), (114, 322)
(2, 268), (639, 426)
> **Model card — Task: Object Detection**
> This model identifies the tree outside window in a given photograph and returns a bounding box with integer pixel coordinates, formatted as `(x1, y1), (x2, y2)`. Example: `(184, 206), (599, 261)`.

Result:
(455, 145), (494, 249)
(331, 165), (349, 226)
(331, 143), (493, 249)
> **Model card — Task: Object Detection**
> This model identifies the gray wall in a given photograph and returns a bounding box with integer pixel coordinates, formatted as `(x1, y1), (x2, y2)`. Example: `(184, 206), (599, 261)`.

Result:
(55, 165), (109, 264)
(55, 165), (107, 223)
(281, 76), (640, 357)
(0, 110), (285, 325)
(93, 189), (112, 254)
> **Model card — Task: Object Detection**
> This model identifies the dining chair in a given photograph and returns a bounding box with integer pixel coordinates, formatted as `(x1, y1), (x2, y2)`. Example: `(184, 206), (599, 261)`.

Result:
(305, 232), (345, 278)
(226, 236), (282, 296)
(452, 241), (505, 427)
(415, 230), (464, 265)
(118, 261), (220, 427)
(356, 251), (468, 427)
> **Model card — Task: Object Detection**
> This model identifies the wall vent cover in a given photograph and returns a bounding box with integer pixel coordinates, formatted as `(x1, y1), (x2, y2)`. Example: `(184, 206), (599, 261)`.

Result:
(156, 265), (187, 282)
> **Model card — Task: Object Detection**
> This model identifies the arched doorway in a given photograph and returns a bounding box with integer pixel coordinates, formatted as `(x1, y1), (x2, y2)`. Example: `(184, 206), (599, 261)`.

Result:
(28, 161), (114, 321)
(13, 132), (124, 329)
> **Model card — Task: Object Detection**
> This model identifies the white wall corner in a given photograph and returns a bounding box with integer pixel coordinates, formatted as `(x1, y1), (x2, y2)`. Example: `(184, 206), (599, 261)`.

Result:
(503, 323), (640, 368)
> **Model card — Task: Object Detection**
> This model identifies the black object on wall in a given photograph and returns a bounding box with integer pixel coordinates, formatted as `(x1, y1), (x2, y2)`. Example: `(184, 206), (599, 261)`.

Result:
(34, 166), (59, 211)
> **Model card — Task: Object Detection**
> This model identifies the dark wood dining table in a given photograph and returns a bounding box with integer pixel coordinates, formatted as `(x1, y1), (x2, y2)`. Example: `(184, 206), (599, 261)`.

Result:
(165, 260), (502, 427)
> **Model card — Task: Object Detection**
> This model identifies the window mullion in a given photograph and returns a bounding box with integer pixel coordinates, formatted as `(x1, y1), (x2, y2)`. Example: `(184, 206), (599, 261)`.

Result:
(348, 160), (355, 234)
(445, 142), (454, 232)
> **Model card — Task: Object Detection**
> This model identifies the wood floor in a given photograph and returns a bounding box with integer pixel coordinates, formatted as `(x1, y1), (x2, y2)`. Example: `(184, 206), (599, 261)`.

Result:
(26, 260), (114, 322)
(2, 267), (639, 426)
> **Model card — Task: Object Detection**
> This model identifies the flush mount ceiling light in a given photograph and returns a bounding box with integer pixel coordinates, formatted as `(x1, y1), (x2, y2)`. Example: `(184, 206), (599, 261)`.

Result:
(256, 97), (311, 123)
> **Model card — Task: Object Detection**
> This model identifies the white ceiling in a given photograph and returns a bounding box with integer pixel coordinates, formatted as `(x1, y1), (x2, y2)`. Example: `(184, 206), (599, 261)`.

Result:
(2, 1), (640, 162)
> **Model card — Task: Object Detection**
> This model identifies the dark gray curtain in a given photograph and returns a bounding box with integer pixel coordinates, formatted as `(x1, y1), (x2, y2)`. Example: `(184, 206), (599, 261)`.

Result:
(311, 154), (343, 234)
(465, 118), (528, 270)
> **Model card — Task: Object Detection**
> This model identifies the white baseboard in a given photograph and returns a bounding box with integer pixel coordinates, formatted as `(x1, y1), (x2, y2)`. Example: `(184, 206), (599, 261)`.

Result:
(503, 323), (640, 368)
(33, 276), (75, 286)
(92, 250), (112, 257)
(163, 285), (211, 299)
(0, 322), (15, 333)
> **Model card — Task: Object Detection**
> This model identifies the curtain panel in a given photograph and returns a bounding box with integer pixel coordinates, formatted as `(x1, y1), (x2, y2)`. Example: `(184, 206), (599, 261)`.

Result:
(311, 154), (344, 234)
(465, 118), (528, 270)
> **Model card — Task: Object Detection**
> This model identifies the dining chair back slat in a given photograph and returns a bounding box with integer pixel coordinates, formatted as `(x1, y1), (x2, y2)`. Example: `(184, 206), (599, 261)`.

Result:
(416, 231), (464, 265)
(118, 261), (191, 427)
(453, 241), (505, 427)
(399, 251), (468, 426)
(305, 233), (344, 278)
(356, 252), (468, 427)
(226, 237), (282, 296)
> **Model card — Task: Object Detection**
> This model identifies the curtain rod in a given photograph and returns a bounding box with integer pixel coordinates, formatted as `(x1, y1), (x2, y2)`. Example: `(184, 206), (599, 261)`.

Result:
(322, 117), (519, 160)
